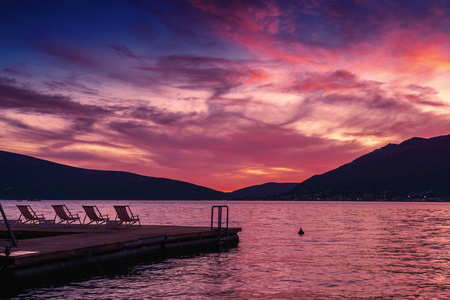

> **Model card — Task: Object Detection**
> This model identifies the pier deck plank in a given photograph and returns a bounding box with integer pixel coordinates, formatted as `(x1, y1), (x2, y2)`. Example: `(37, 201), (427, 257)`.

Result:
(0, 225), (241, 267)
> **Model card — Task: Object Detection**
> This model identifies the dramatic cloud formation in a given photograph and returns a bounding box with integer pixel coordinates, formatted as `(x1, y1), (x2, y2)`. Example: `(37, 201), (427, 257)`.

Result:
(1, 0), (449, 191)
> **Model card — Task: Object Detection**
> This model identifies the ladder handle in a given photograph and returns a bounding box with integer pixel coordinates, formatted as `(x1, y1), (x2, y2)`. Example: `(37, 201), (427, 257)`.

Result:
(211, 205), (229, 230)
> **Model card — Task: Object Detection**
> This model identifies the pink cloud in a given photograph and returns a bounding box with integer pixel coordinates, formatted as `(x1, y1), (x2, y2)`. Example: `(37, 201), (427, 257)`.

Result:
(294, 70), (381, 92)
(103, 115), (367, 190)
(188, 0), (315, 63)
(187, 0), (450, 73)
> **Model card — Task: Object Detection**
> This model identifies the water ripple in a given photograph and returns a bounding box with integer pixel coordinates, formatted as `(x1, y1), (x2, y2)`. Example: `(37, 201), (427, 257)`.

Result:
(2, 200), (450, 299)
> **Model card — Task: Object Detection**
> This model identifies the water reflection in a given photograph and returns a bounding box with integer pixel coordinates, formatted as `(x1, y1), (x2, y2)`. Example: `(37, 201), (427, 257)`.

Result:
(2, 201), (450, 299)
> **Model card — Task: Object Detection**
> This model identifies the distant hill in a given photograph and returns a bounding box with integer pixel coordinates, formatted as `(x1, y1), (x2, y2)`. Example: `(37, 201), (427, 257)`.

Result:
(0, 150), (226, 200)
(229, 182), (299, 199)
(291, 134), (450, 200)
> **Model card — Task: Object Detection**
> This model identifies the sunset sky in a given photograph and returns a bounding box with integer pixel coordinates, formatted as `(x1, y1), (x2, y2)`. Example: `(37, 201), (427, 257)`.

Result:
(1, 0), (449, 192)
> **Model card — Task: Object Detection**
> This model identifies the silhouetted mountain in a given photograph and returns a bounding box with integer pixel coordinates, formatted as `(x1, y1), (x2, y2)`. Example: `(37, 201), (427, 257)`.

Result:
(229, 182), (299, 199)
(291, 134), (450, 200)
(0, 151), (226, 200)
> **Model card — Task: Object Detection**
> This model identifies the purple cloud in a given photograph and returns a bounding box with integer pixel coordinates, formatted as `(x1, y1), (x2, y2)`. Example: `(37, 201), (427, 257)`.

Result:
(0, 76), (108, 116)
(110, 44), (144, 61)
(40, 44), (100, 69)
(44, 79), (100, 95)
(136, 55), (264, 98)
(129, 105), (199, 126)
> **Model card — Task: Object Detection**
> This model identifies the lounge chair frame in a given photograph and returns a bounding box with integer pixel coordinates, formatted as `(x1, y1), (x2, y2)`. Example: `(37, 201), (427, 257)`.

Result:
(113, 205), (141, 227)
(82, 205), (109, 226)
(52, 204), (81, 226)
(17, 205), (45, 225)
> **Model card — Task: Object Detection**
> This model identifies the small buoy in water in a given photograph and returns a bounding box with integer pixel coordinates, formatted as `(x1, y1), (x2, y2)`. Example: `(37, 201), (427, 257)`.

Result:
(298, 227), (304, 235)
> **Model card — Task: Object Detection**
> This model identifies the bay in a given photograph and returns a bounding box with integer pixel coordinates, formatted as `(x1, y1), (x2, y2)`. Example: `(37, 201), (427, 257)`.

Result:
(2, 200), (450, 299)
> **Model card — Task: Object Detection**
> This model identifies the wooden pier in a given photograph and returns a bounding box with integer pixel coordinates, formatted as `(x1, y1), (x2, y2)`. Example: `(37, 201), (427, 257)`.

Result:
(0, 224), (241, 280)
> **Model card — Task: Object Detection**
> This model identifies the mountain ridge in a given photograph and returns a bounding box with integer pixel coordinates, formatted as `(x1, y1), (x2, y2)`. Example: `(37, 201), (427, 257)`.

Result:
(229, 182), (298, 199)
(0, 150), (226, 200)
(290, 134), (450, 200)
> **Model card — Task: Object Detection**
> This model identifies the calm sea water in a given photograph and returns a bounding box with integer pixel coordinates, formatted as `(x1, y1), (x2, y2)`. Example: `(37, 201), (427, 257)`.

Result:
(1, 200), (450, 299)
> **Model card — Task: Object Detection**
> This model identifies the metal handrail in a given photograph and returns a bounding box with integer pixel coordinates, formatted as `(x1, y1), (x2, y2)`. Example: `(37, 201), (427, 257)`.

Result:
(211, 205), (228, 230)
(211, 205), (229, 249)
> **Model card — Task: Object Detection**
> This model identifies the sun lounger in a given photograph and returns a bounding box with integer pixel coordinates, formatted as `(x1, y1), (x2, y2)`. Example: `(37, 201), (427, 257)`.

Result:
(82, 205), (109, 226)
(17, 205), (45, 225)
(113, 205), (141, 227)
(52, 204), (81, 226)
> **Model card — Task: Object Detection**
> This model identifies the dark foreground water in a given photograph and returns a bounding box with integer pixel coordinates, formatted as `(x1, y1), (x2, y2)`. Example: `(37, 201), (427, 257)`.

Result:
(1, 200), (450, 299)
